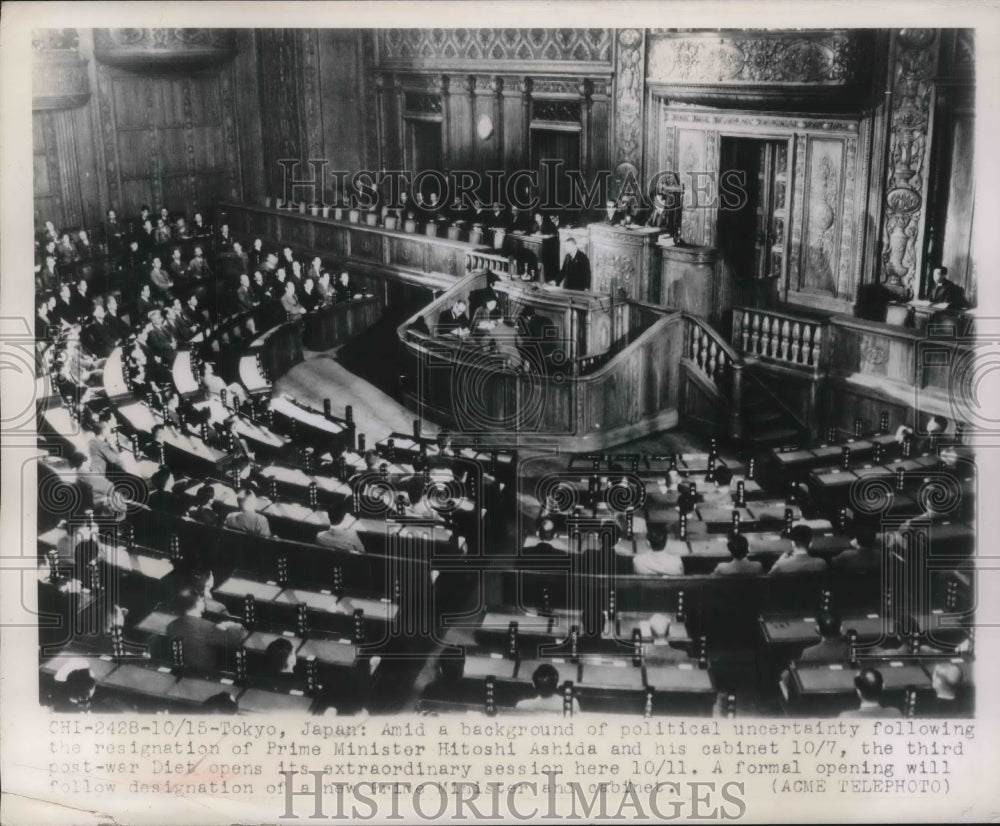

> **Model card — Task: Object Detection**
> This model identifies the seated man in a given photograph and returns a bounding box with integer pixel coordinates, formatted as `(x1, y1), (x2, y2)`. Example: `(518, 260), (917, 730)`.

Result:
(925, 662), (970, 718)
(186, 484), (221, 527)
(514, 663), (579, 714)
(224, 489), (271, 537)
(279, 280), (307, 320)
(149, 257), (175, 299)
(895, 413), (949, 454)
(926, 265), (964, 310)
(187, 245), (211, 279)
(798, 609), (851, 662)
(142, 423), (169, 464)
(175, 563), (232, 616)
(768, 525), (826, 575)
(334, 270), (359, 302)
(437, 300), (471, 338)
(633, 525), (684, 576)
(264, 637), (300, 681)
(839, 668), (902, 718)
(712, 534), (764, 576)
(149, 466), (185, 516)
(830, 525), (880, 572)
(166, 591), (244, 673)
(315, 500), (365, 554)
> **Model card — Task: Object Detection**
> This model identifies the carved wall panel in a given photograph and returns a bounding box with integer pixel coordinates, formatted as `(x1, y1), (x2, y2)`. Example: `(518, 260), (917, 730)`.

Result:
(645, 30), (872, 111)
(376, 29), (613, 67)
(878, 29), (940, 298)
(93, 58), (244, 218)
(33, 49), (91, 111)
(676, 129), (707, 245)
(647, 31), (864, 85)
(800, 138), (844, 295)
(613, 29), (645, 174)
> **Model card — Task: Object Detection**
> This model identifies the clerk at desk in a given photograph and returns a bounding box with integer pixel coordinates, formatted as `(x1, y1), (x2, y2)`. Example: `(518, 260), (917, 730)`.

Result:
(926, 265), (964, 310)
(553, 237), (591, 291)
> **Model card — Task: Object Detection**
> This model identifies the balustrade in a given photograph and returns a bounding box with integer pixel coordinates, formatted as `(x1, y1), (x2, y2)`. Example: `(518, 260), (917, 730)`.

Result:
(732, 307), (827, 372)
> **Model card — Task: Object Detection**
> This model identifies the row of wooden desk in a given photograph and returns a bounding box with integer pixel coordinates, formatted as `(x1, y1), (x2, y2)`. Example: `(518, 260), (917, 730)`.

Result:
(40, 654), (315, 714)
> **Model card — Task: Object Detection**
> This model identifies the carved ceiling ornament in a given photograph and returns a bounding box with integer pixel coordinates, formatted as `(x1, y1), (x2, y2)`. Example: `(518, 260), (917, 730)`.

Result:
(94, 28), (238, 69)
(879, 29), (939, 297)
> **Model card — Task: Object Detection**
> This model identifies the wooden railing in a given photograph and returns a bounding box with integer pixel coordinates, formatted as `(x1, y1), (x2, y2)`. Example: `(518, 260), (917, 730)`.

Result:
(466, 250), (511, 276)
(682, 314), (743, 439)
(732, 306), (828, 373)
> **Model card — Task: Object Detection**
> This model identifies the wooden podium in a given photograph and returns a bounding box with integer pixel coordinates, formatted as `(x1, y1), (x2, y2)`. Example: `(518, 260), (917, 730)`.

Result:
(586, 223), (663, 302)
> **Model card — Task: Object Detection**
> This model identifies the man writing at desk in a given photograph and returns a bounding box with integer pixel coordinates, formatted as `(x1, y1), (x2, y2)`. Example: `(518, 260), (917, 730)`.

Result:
(552, 237), (591, 291)
(927, 265), (963, 309)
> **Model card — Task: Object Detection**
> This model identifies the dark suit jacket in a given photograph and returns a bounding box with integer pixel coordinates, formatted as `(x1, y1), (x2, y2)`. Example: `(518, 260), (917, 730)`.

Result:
(166, 614), (243, 672)
(798, 637), (852, 663)
(559, 251), (591, 291)
(930, 278), (961, 308)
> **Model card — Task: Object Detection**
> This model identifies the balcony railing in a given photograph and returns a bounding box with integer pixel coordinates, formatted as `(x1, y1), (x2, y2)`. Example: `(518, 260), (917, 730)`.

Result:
(732, 306), (828, 373)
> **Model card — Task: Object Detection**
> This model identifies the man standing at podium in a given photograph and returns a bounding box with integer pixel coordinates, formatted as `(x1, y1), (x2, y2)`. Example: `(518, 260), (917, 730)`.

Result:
(555, 237), (591, 291)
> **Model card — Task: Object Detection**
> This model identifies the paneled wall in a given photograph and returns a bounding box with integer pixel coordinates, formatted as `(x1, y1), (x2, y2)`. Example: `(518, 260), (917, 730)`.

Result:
(256, 29), (373, 204)
(94, 64), (240, 217)
(32, 28), (265, 230)
(370, 29), (615, 209)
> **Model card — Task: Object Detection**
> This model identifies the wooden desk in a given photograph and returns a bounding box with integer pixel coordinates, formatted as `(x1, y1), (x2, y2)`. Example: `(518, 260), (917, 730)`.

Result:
(238, 686), (314, 713)
(505, 231), (559, 282)
(660, 245), (718, 316)
(760, 612), (887, 646)
(792, 661), (930, 695)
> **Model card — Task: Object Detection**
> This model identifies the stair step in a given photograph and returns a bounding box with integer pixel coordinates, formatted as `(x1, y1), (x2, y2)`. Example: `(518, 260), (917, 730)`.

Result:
(745, 408), (786, 426)
(744, 426), (802, 446)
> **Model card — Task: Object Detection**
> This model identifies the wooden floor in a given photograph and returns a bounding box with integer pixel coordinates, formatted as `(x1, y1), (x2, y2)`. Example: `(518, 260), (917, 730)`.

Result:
(275, 349), (442, 445)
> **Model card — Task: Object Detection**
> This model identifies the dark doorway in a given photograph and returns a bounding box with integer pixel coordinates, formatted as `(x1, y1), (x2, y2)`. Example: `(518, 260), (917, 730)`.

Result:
(531, 128), (581, 211)
(717, 136), (789, 304)
(405, 119), (443, 176)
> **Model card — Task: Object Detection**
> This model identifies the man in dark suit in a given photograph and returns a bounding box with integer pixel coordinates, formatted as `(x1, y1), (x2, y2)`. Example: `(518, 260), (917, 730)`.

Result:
(928, 265), (963, 309)
(555, 237), (591, 291)
(436, 300), (470, 338)
(166, 591), (245, 672)
(798, 610), (852, 662)
(839, 669), (902, 718)
(146, 309), (178, 364)
(69, 278), (92, 324)
(81, 304), (116, 359)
